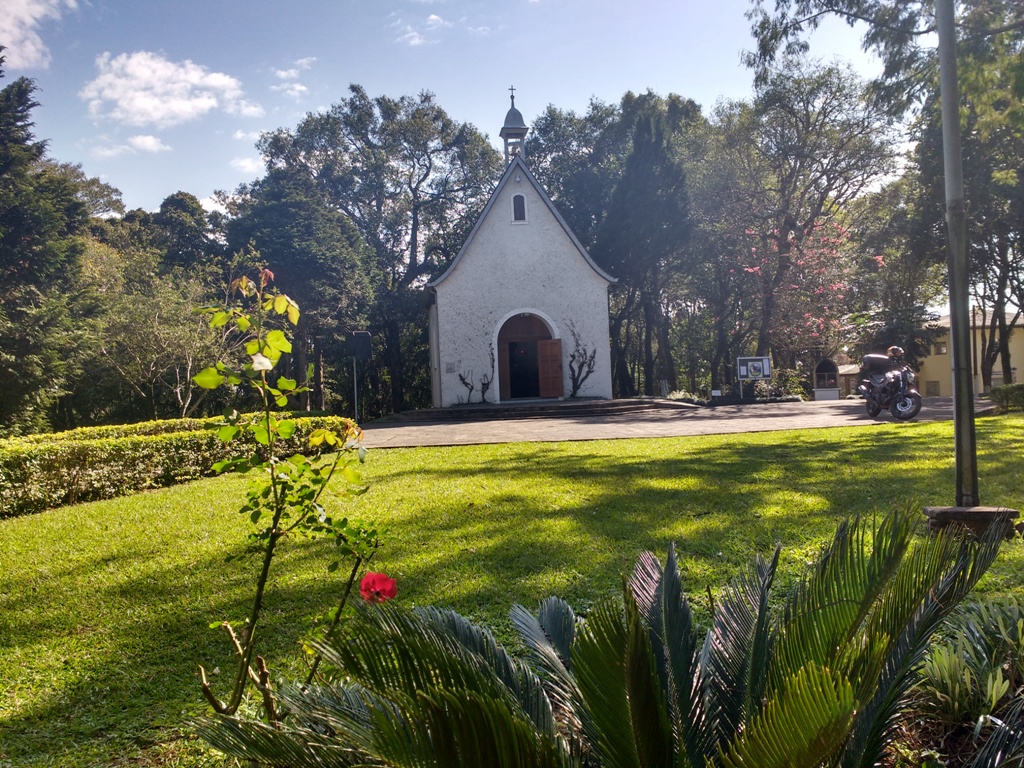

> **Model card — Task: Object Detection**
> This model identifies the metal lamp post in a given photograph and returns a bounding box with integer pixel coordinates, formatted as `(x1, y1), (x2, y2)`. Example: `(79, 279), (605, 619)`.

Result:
(924, 0), (1018, 536)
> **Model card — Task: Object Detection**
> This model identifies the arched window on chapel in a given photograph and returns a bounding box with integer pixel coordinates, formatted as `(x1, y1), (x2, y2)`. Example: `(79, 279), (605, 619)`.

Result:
(512, 194), (527, 221)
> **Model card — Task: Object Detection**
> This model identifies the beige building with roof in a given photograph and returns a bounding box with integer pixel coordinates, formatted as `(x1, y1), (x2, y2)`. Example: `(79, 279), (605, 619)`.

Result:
(916, 311), (1023, 397)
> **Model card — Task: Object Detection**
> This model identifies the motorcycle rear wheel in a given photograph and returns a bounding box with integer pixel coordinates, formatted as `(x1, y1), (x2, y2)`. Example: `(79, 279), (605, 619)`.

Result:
(865, 400), (882, 417)
(890, 392), (922, 420)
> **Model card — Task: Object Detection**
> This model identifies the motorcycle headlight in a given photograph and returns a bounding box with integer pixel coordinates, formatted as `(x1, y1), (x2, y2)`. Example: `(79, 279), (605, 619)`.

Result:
(907, 370), (916, 383)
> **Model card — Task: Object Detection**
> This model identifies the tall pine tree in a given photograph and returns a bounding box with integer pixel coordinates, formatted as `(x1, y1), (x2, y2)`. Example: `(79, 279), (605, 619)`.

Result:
(0, 50), (89, 434)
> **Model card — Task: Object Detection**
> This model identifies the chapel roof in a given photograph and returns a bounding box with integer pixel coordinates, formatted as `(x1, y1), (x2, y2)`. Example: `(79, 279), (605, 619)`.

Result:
(503, 100), (527, 130)
(427, 154), (615, 288)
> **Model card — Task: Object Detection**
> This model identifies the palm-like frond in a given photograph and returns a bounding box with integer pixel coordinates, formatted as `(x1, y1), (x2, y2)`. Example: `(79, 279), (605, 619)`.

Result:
(569, 596), (641, 768)
(314, 602), (558, 741)
(511, 597), (593, 757)
(840, 522), (1006, 768)
(718, 663), (856, 768)
(196, 713), (364, 767)
(195, 684), (375, 767)
(700, 546), (780, 749)
(966, 698), (1024, 768)
(319, 602), (573, 765)
(629, 544), (712, 767)
(768, 512), (912, 704)
(357, 685), (573, 768)
(196, 507), (1008, 768)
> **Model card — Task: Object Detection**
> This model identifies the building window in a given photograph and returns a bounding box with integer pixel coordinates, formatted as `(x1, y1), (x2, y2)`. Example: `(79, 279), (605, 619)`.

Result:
(933, 342), (948, 355)
(926, 380), (941, 397)
(512, 194), (526, 221)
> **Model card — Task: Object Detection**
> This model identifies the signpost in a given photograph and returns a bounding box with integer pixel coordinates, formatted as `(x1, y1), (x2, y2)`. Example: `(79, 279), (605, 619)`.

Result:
(736, 356), (771, 399)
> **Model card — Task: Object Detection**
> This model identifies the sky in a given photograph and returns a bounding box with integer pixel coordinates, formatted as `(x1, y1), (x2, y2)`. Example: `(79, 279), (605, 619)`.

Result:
(2, 0), (884, 213)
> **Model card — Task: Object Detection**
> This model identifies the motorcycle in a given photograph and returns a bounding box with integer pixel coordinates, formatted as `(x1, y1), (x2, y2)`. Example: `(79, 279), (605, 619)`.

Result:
(857, 352), (923, 420)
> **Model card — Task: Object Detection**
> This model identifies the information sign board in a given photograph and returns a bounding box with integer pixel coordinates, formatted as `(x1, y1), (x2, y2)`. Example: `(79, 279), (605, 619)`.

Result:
(737, 356), (771, 381)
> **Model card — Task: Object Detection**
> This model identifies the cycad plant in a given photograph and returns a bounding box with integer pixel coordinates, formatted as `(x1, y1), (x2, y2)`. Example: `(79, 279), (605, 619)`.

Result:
(912, 598), (1024, 766)
(197, 507), (1010, 767)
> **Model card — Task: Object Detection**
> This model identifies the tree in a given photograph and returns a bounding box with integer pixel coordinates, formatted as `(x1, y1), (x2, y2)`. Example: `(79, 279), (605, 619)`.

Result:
(678, 119), (764, 392)
(843, 172), (947, 368)
(526, 99), (623, 250)
(226, 166), (373, 411)
(529, 91), (702, 397)
(255, 85), (502, 413)
(0, 52), (90, 434)
(957, 8), (1024, 388)
(889, 5), (1024, 388)
(718, 59), (897, 361)
(745, 0), (1023, 99)
(96, 257), (227, 421)
(153, 191), (216, 270)
(593, 111), (692, 396)
(763, 220), (860, 362)
(48, 161), (125, 217)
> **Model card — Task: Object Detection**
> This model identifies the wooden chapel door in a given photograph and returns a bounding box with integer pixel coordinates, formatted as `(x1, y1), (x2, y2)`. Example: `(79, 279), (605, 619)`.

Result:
(537, 339), (564, 398)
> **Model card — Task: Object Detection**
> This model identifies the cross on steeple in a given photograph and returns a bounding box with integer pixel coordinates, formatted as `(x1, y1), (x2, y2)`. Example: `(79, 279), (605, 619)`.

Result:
(508, 85), (516, 107)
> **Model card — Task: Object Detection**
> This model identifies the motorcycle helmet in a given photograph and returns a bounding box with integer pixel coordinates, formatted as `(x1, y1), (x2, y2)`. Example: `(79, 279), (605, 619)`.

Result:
(887, 345), (905, 359)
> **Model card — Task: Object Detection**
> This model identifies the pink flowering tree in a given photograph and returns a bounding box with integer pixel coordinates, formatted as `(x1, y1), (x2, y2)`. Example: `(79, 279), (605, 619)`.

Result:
(767, 221), (858, 361)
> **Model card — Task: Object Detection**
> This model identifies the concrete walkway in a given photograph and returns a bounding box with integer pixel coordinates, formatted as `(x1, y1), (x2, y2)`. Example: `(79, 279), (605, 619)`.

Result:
(360, 397), (993, 449)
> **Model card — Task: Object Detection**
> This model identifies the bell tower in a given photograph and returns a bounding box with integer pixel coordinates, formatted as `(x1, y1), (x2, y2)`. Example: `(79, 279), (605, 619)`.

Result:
(499, 86), (529, 164)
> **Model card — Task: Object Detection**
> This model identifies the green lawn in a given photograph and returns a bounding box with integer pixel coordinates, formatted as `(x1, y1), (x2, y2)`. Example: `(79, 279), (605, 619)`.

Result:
(2, 415), (1023, 767)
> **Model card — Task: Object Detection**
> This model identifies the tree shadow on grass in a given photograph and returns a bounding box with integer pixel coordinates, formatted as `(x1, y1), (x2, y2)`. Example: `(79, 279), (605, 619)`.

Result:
(2, 417), (1022, 765)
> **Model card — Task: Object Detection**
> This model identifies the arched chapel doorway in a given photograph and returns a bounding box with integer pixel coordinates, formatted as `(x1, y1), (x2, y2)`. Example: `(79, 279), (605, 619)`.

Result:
(497, 313), (563, 400)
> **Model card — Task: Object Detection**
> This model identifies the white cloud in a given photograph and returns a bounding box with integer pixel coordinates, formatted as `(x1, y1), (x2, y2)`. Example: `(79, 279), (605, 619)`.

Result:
(270, 82), (308, 100)
(233, 129), (262, 142)
(0, 0), (77, 69)
(89, 133), (171, 158)
(395, 26), (426, 46)
(79, 51), (265, 128)
(274, 57), (316, 80)
(467, 25), (491, 36)
(230, 156), (263, 174)
(91, 144), (130, 159)
(200, 195), (227, 214)
(425, 14), (451, 30)
(128, 134), (171, 153)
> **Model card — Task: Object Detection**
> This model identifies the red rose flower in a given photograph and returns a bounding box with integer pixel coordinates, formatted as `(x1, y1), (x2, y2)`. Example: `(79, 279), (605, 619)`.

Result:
(360, 572), (397, 604)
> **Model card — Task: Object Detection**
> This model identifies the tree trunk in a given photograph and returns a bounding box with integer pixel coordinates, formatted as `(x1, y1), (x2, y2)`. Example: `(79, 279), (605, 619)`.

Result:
(656, 316), (677, 393)
(295, 322), (310, 412)
(313, 339), (325, 411)
(642, 296), (656, 396)
(384, 318), (405, 414)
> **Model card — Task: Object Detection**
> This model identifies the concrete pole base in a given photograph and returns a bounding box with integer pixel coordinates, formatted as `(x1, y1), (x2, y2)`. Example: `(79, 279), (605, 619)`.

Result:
(923, 506), (1021, 539)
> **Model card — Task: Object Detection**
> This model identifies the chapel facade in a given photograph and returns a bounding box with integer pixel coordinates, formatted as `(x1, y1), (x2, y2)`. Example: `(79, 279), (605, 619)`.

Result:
(427, 95), (614, 407)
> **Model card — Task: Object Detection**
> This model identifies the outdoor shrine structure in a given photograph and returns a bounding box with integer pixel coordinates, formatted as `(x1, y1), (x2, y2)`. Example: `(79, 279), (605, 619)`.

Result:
(427, 94), (614, 407)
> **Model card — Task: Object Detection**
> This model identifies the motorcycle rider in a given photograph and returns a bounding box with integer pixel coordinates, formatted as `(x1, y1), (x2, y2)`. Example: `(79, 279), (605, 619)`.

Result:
(858, 344), (922, 419)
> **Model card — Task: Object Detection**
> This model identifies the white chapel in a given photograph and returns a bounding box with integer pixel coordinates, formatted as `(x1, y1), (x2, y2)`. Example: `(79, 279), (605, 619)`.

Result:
(427, 94), (614, 407)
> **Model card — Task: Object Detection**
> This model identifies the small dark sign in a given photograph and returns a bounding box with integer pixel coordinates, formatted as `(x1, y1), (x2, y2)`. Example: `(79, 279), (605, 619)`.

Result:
(349, 331), (372, 360)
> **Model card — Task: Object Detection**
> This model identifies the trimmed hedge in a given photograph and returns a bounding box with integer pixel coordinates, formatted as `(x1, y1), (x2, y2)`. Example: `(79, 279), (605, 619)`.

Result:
(989, 383), (1024, 414)
(0, 416), (358, 519)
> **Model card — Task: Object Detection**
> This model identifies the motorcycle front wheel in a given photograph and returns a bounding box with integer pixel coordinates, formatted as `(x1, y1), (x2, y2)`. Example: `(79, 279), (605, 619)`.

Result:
(890, 392), (922, 420)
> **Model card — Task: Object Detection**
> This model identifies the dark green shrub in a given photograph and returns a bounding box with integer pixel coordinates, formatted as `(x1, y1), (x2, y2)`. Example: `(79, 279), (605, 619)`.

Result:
(989, 383), (1024, 414)
(0, 415), (358, 519)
